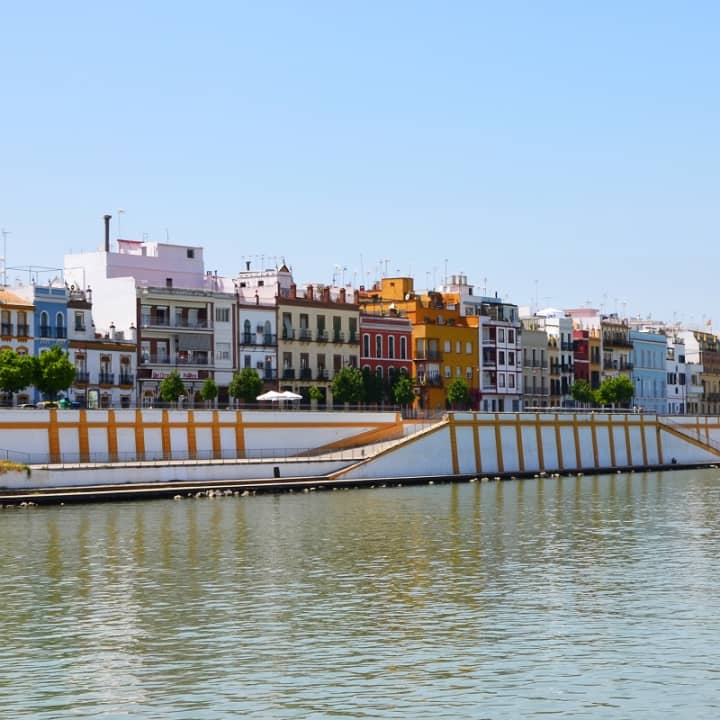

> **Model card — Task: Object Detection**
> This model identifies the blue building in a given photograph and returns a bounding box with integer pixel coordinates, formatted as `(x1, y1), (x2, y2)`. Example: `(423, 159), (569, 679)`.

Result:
(15, 280), (69, 401)
(630, 329), (667, 413)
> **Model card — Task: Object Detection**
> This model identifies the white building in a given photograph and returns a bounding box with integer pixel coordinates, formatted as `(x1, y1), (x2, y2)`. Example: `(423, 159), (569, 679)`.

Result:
(65, 238), (237, 406)
(66, 287), (137, 408)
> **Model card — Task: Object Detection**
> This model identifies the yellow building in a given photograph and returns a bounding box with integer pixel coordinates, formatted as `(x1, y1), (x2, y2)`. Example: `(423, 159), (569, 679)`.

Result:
(359, 278), (478, 411)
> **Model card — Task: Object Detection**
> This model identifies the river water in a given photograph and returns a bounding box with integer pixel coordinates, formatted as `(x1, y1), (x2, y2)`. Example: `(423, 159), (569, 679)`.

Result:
(2, 469), (720, 719)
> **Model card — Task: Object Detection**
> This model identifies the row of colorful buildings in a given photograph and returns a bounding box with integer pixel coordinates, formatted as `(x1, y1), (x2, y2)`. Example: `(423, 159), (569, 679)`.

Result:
(0, 231), (715, 414)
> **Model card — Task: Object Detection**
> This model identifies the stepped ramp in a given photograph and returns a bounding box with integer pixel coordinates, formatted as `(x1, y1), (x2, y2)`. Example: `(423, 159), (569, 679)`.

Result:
(658, 417), (720, 457)
(326, 416), (451, 481)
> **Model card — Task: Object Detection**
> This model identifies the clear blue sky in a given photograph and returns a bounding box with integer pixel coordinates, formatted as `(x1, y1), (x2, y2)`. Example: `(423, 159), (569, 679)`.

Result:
(2, 1), (719, 326)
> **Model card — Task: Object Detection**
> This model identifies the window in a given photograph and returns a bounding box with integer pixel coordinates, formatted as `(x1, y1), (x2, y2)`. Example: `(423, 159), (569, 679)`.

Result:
(215, 307), (230, 322)
(388, 336), (395, 359)
(363, 334), (370, 357)
(466, 367), (473, 379)
(400, 336), (408, 359)
(376, 366), (383, 378)
(444, 340), (451, 353)
(444, 365), (452, 378)
(456, 366), (461, 377)
(216, 342), (231, 361)
(508, 374), (515, 388)
(508, 351), (515, 366)
(244, 354), (251, 368)
(187, 248), (195, 259)
(498, 350), (505, 365)
(466, 342), (472, 354)
(375, 335), (382, 358)
(498, 328), (505, 343)
(508, 329), (515, 344)
(74, 311), (85, 332)
(165, 277), (173, 288)
(455, 341), (461, 354)
(39, 311), (49, 336)
(499, 373), (506, 388)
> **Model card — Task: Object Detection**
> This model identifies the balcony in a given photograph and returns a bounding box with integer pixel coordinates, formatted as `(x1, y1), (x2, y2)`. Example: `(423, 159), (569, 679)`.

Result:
(174, 319), (209, 329)
(98, 372), (115, 385)
(282, 328), (295, 341)
(75, 371), (90, 383)
(263, 368), (278, 381)
(56, 327), (67, 339)
(416, 350), (442, 361)
(176, 354), (210, 366)
(348, 332), (359, 344)
(259, 334), (277, 346)
(333, 331), (345, 343)
(1, 323), (13, 336)
(119, 374), (135, 385)
(317, 369), (329, 380)
(299, 328), (312, 341)
(17, 324), (30, 336)
(300, 367), (313, 380)
(282, 368), (296, 380)
(316, 330), (329, 342)
(241, 334), (256, 345)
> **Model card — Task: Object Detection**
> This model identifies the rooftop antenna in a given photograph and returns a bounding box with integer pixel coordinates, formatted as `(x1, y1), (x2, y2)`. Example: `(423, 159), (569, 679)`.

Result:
(0, 228), (10, 286)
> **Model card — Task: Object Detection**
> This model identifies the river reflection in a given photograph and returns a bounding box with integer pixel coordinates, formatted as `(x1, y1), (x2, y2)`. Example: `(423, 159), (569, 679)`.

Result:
(2, 469), (720, 718)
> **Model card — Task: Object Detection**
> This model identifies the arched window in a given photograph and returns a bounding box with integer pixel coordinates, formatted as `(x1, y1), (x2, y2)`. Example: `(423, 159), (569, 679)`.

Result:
(388, 336), (395, 359)
(375, 335), (382, 358)
(56, 312), (65, 339)
(40, 311), (49, 337)
(375, 365), (383, 378)
(243, 319), (251, 343)
(400, 336), (407, 360)
(363, 334), (370, 357)
(264, 320), (271, 336)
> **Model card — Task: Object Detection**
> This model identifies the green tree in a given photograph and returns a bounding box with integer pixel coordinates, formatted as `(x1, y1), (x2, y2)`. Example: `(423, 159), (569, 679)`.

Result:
(596, 375), (635, 408)
(362, 367), (384, 405)
(34, 345), (75, 401)
(392, 374), (415, 408)
(199, 377), (218, 407)
(228, 368), (263, 404)
(0, 349), (36, 404)
(570, 379), (595, 407)
(446, 377), (470, 409)
(308, 385), (323, 402)
(331, 367), (365, 406)
(159, 370), (186, 406)
(612, 375), (635, 408)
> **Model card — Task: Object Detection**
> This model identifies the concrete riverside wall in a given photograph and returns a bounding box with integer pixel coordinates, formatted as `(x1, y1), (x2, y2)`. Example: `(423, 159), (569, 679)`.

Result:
(335, 412), (720, 481)
(0, 409), (402, 465)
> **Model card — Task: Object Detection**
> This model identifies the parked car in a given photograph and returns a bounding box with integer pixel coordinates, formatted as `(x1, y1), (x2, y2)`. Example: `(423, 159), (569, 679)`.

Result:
(35, 401), (58, 409)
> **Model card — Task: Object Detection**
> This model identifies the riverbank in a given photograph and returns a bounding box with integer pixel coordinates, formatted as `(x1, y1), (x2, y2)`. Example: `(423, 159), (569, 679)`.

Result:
(1, 410), (719, 505)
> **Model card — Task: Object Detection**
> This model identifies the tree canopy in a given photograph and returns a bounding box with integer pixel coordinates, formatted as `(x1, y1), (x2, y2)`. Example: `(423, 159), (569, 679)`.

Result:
(570, 379), (595, 406)
(392, 374), (415, 407)
(446, 377), (470, 408)
(228, 368), (263, 403)
(596, 375), (635, 408)
(199, 377), (218, 406)
(35, 346), (75, 400)
(331, 367), (365, 405)
(158, 370), (186, 404)
(0, 349), (36, 400)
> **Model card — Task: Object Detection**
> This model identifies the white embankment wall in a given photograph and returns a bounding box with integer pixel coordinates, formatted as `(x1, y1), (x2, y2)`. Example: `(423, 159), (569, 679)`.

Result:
(1, 411), (719, 492)
(333, 412), (720, 481)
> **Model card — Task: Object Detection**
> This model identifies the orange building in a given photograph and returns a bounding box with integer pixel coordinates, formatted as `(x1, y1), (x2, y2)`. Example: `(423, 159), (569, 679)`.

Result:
(359, 278), (478, 411)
